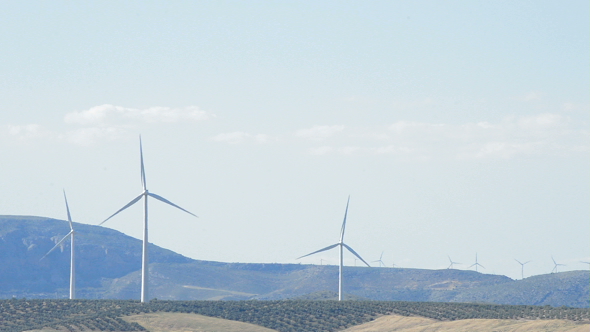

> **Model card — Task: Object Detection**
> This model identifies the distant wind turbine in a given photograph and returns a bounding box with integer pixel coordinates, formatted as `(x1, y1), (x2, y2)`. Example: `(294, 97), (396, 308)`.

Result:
(100, 136), (197, 303)
(41, 190), (77, 299)
(551, 256), (565, 274)
(468, 253), (485, 272)
(447, 255), (460, 269)
(372, 251), (385, 267)
(514, 259), (531, 280)
(297, 196), (370, 301)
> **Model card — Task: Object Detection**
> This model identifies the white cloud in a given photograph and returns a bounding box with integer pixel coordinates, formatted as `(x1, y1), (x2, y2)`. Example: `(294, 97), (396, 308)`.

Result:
(4, 123), (49, 140)
(516, 113), (564, 130)
(467, 142), (541, 159)
(1, 124), (51, 141)
(391, 98), (434, 110)
(59, 127), (127, 146)
(309, 146), (333, 155)
(370, 145), (414, 155)
(337, 146), (361, 155)
(2, 104), (216, 146)
(299, 113), (587, 160)
(389, 121), (445, 133)
(210, 132), (273, 144)
(64, 104), (213, 125)
(210, 132), (250, 144)
(517, 91), (542, 102)
(253, 134), (272, 143)
(295, 125), (345, 140)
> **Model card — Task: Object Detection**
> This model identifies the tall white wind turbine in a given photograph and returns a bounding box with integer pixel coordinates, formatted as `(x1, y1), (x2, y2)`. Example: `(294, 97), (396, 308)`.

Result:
(372, 251), (385, 267)
(297, 196), (370, 301)
(468, 253), (485, 272)
(447, 255), (460, 269)
(514, 259), (531, 280)
(41, 190), (76, 299)
(99, 137), (197, 303)
(551, 256), (565, 274)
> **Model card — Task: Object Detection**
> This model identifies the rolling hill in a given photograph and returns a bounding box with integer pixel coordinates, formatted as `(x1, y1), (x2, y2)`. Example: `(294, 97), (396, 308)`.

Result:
(0, 215), (587, 307)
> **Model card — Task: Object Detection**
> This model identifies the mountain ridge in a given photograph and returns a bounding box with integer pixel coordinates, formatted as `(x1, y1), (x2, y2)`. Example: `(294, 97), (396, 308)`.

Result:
(0, 215), (587, 307)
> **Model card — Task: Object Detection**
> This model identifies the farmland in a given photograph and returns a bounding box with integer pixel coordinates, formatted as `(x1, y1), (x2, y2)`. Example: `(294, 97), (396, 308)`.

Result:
(3, 299), (588, 332)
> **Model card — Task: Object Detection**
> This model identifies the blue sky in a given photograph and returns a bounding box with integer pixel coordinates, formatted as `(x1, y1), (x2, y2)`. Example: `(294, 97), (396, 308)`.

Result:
(0, 1), (588, 280)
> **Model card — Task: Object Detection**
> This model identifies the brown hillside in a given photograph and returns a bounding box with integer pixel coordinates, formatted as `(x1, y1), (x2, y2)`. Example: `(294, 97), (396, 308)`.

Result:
(123, 312), (278, 332)
(342, 314), (590, 332)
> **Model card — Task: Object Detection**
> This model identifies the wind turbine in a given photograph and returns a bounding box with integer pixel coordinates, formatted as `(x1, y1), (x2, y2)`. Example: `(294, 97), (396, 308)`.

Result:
(551, 256), (565, 274)
(41, 190), (76, 299)
(468, 253), (485, 272)
(297, 196), (370, 301)
(447, 255), (460, 269)
(372, 251), (385, 267)
(514, 259), (531, 280)
(100, 137), (197, 303)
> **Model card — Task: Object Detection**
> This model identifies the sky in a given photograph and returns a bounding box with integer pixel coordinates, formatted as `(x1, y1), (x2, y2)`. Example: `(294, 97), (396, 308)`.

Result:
(0, 1), (588, 280)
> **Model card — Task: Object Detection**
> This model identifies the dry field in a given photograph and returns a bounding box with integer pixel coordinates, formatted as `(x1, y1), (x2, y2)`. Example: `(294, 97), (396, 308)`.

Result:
(123, 312), (277, 332)
(23, 310), (590, 332)
(341, 314), (590, 332)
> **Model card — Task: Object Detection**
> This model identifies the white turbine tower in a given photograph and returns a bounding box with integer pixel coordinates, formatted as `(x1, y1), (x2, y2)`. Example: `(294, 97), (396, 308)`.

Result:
(372, 251), (385, 267)
(447, 256), (460, 269)
(297, 196), (370, 301)
(515, 259), (531, 280)
(468, 253), (485, 272)
(100, 137), (197, 303)
(41, 190), (76, 299)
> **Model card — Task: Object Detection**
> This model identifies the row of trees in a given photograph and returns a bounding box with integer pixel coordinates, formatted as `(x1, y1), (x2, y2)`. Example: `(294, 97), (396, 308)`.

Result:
(1, 298), (588, 332)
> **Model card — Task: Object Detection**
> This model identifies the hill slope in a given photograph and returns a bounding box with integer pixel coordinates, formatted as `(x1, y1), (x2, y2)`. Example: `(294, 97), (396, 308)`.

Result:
(5, 299), (588, 332)
(124, 312), (277, 332)
(0, 215), (190, 298)
(341, 315), (590, 332)
(0, 215), (587, 307)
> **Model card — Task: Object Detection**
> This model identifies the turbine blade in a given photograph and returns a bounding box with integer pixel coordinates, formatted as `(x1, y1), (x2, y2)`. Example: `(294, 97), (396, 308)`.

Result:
(147, 192), (198, 217)
(63, 190), (73, 230)
(515, 259), (522, 265)
(40, 231), (73, 261)
(139, 136), (147, 190)
(297, 243), (339, 260)
(479, 264), (485, 269)
(339, 196), (350, 243)
(99, 193), (144, 225)
(342, 243), (370, 267)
